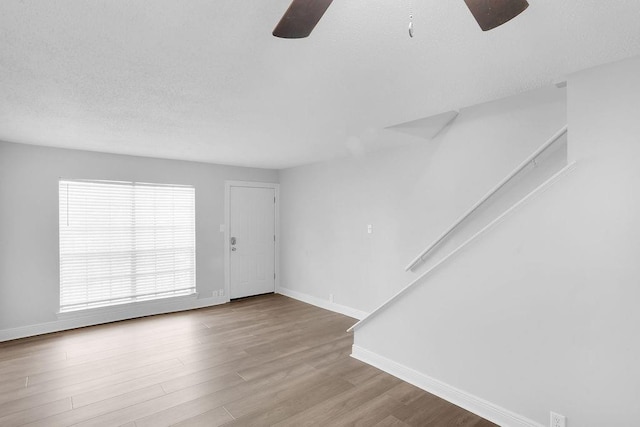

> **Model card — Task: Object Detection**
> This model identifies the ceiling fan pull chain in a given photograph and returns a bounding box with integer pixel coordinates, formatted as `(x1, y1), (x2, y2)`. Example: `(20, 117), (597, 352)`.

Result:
(408, 0), (414, 37)
(408, 15), (414, 38)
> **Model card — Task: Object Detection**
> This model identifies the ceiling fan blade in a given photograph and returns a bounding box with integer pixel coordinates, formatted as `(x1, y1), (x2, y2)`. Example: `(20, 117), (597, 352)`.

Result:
(464, 0), (529, 31)
(273, 0), (334, 39)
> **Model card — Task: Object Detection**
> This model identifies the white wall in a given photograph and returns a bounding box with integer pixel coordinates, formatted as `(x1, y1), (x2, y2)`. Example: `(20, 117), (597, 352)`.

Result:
(278, 85), (567, 314)
(353, 55), (640, 426)
(0, 142), (277, 339)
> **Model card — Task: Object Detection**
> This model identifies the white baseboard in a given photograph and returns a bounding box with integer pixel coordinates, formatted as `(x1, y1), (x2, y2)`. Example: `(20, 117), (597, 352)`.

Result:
(0, 295), (226, 342)
(351, 345), (544, 427)
(277, 287), (369, 320)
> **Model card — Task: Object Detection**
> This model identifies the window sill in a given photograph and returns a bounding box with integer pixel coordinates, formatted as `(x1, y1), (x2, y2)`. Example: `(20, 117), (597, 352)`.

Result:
(56, 292), (199, 320)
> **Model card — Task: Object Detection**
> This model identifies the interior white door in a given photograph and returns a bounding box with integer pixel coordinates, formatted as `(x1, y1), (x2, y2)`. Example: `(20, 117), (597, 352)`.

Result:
(229, 186), (276, 299)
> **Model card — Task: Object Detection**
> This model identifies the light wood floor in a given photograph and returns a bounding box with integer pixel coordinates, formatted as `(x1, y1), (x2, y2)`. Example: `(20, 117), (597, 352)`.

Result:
(0, 294), (498, 426)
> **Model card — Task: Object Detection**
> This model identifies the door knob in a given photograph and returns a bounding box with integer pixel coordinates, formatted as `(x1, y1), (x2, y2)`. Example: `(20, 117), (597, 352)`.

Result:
(230, 237), (236, 245)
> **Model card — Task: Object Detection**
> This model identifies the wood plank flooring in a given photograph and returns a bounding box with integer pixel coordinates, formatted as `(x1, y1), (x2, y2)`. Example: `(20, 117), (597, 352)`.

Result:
(0, 294), (498, 426)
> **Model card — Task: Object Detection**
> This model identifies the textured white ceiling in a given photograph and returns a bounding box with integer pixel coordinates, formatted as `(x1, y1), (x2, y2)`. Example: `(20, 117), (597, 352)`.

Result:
(1, 0), (639, 169)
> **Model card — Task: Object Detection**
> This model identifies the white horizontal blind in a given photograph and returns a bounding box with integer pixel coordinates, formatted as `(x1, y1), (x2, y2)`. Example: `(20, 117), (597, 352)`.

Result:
(59, 179), (196, 312)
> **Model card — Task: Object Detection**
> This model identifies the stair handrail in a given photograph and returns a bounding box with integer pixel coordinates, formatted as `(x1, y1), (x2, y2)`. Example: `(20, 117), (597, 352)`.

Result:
(348, 160), (576, 333)
(404, 125), (568, 272)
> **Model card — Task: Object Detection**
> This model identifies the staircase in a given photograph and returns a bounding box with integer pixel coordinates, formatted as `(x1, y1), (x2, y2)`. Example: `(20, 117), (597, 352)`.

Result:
(348, 126), (575, 427)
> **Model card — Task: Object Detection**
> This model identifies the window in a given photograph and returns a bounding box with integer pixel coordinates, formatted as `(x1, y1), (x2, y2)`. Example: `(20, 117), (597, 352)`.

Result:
(59, 179), (196, 312)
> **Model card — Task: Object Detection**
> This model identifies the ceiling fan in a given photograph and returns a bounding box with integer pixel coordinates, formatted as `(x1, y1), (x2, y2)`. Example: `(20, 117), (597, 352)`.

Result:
(273, 0), (529, 39)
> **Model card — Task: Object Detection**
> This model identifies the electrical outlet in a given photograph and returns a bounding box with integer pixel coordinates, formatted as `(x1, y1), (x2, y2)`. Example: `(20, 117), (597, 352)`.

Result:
(219, 289), (224, 297)
(329, 293), (334, 303)
(550, 412), (566, 427)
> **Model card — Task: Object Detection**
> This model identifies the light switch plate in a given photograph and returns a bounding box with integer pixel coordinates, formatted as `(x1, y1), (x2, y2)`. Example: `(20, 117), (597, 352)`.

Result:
(551, 412), (566, 427)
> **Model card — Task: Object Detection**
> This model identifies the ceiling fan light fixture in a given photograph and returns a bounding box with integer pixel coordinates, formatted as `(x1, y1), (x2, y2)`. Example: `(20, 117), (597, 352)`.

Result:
(464, 0), (529, 31)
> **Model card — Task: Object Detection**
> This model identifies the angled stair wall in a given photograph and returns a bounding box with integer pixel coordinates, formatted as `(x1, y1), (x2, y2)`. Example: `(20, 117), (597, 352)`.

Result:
(349, 56), (640, 427)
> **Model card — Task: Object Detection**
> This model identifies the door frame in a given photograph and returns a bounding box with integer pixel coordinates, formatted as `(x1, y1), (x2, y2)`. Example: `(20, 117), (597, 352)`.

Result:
(224, 180), (280, 301)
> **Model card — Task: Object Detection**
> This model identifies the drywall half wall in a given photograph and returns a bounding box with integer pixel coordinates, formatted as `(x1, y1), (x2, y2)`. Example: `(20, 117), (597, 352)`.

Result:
(0, 142), (277, 340)
(353, 55), (640, 426)
(278, 84), (567, 315)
